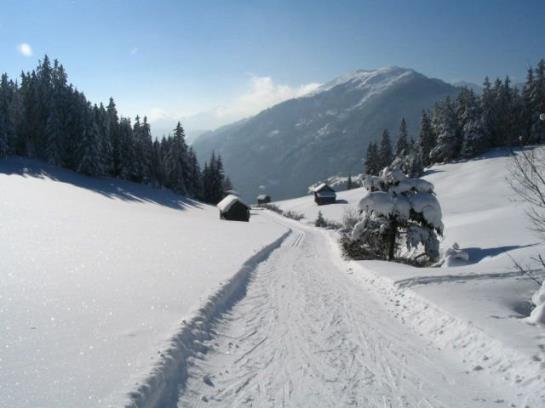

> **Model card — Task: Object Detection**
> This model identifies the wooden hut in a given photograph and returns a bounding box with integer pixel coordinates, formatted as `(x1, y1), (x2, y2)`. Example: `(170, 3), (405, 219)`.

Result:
(256, 194), (271, 205)
(217, 194), (250, 222)
(312, 183), (336, 205)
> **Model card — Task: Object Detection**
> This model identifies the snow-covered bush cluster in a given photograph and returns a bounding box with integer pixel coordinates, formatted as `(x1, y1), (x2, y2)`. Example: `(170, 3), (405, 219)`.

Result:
(343, 166), (443, 263)
(527, 281), (545, 325)
(441, 242), (469, 267)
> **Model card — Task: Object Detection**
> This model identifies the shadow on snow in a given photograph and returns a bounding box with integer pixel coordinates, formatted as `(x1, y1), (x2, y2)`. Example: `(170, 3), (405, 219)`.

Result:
(0, 156), (203, 211)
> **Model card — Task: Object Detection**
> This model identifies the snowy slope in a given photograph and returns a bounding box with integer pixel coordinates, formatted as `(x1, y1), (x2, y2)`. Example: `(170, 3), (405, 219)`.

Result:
(0, 158), (287, 408)
(274, 148), (545, 405)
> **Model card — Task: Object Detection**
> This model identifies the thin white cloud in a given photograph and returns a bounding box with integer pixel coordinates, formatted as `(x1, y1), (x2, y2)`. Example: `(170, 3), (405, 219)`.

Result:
(146, 75), (321, 136)
(17, 42), (33, 57)
(213, 76), (320, 121)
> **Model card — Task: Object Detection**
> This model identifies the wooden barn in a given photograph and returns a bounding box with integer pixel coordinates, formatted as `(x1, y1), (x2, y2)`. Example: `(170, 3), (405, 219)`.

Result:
(312, 183), (336, 205)
(256, 194), (271, 205)
(217, 194), (250, 222)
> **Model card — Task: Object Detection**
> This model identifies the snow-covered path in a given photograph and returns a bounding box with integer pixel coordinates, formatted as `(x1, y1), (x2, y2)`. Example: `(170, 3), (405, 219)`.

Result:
(178, 215), (514, 407)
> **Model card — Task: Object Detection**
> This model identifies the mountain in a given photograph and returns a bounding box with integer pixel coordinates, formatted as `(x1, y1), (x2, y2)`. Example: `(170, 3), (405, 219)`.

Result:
(193, 67), (459, 201)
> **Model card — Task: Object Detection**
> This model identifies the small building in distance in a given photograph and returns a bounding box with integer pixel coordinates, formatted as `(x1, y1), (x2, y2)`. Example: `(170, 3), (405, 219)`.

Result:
(312, 183), (336, 205)
(217, 194), (250, 222)
(257, 194), (271, 205)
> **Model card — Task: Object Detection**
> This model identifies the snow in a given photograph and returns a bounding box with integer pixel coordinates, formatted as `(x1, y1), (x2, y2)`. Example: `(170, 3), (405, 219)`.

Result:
(527, 281), (545, 324)
(4, 148), (545, 407)
(217, 193), (247, 212)
(179, 217), (521, 407)
(309, 182), (328, 192)
(442, 242), (470, 267)
(409, 191), (443, 230)
(0, 158), (287, 407)
(274, 148), (545, 405)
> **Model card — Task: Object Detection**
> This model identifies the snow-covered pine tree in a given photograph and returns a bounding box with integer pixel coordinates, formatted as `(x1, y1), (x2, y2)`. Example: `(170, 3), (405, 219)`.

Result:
(364, 141), (380, 175)
(457, 88), (486, 158)
(348, 166), (443, 262)
(429, 97), (460, 163)
(418, 110), (435, 167)
(480, 76), (496, 148)
(395, 118), (409, 156)
(378, 129), (393, 169)
(391, 139), (423, 178)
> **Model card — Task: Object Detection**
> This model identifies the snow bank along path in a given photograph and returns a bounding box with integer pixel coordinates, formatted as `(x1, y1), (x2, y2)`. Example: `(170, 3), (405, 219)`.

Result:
(177, 214), (524, 407)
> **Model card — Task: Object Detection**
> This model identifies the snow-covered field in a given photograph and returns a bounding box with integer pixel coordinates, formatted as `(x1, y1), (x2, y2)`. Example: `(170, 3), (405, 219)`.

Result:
(0, 158), (287, 407)
(275, 148), (545, 405)
(3, 149), (545, 407)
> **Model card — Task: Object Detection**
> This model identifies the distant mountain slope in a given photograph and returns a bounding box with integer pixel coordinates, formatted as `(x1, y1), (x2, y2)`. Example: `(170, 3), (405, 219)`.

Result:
(193, 67), (459, 201)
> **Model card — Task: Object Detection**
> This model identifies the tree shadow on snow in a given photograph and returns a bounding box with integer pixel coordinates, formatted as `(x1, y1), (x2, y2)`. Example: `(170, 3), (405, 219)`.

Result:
(0, 157), (203, 211)
(465, 243), (539, 263)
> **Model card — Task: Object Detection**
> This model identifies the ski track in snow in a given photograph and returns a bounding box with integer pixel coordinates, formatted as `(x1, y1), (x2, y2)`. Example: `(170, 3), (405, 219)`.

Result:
(177, 215), (516, 408)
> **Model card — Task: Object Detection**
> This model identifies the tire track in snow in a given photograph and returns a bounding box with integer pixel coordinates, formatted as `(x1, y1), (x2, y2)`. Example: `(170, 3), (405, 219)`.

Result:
(126, 230), (292, 408)
(178, 218), (514, 407)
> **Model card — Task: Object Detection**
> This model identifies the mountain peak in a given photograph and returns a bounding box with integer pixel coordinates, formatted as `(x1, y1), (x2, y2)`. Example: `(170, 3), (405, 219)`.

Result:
(314, 66), (417, 95)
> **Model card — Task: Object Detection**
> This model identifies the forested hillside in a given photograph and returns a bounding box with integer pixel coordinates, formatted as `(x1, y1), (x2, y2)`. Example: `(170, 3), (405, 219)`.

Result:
(0, 56), (228, 203)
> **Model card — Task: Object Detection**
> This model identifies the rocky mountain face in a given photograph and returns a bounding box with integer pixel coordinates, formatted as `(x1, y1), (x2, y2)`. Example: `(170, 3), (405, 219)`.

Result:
(192, 67), (459, 202)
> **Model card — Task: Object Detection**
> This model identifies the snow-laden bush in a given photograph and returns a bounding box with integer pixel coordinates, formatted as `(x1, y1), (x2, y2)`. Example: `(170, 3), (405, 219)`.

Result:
(527, 281), (545, 324)
(441, 242), (470, 267)
(315, 211), (327, 227)
(343, 166), (443, 263)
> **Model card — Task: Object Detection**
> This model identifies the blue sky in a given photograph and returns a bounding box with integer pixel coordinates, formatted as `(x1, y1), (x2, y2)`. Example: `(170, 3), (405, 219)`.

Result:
(2, 0), (544, 135)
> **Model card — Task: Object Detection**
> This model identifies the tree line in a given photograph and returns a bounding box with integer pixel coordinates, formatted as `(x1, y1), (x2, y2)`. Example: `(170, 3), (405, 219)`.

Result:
(365, 59), (545, 175)
(0, 55), (229, 204)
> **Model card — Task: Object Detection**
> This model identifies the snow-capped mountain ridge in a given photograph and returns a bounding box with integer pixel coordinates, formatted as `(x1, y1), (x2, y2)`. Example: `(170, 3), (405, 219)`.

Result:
(314, 66), (417, 94)
(193, 66), (459, 201)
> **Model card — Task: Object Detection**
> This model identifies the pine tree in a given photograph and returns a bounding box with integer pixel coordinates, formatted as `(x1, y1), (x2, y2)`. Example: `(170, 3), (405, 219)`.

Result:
(457, 88), (485, 157)
(118, 118), (136, 180)
(378, 129), (393, 169)
(530, 60), (545, 143)
(364, 141), (380, 175)
(429, 97), (460, 163)
(395, 118), (409, 157)
(347, 175), (353, 190)
(350, 167), (443, 261)
(78, 117), (103, 176)
(201, 152), (226, 204)
(106, 98), (121, 176)
(45, 108), (63, 165)
(139, 116), (154, 183)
